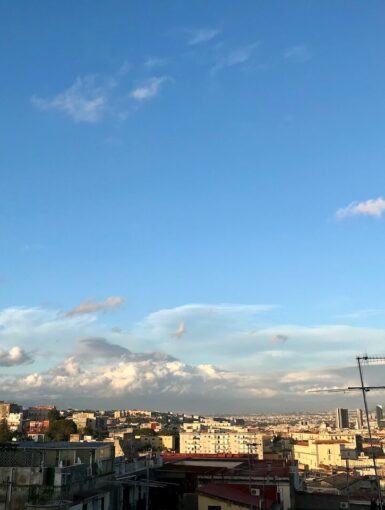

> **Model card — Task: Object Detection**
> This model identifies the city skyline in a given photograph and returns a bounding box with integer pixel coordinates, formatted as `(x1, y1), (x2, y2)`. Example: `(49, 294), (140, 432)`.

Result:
(2, 1), (385, 411)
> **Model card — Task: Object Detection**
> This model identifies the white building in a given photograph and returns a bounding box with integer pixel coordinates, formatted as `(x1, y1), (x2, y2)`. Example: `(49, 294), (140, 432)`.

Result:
(6, 412), (23, 432)
(180, 431), (271, 458)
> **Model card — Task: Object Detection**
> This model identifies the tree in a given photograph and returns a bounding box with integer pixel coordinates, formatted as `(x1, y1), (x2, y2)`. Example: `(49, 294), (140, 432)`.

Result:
(47, 419), (77, 441)
(139, 428), (156, 436)
(48, 407), (61, 423)
(0, 419), (11, 443)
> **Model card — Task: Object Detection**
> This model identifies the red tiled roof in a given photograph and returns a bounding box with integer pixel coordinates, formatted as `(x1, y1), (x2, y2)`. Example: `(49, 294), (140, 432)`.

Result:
(162, 453), (249, 461)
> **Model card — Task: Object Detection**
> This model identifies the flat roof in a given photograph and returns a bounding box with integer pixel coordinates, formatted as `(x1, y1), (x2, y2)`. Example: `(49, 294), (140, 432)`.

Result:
(17, 441), (110, 449)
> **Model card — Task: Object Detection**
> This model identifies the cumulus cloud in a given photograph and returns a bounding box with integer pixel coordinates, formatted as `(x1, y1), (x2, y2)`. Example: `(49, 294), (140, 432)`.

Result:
(65, 296), (125, 317)
(130, 77), (168, 101)
(1, 341), (382, 412)
(336, 197), (385, 220)
(31, 75), (114, 123)
(186, 28), (221, 45)
(0, 346), (33, 367)
(0, 347), (276, 405)
(211, 44), (257, 74)
(2, 302), (385, 410)
(283, 44), (312, 63)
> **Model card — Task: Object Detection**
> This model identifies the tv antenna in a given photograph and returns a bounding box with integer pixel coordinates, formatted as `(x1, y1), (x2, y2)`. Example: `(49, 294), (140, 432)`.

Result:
(308, 355), (385, 510)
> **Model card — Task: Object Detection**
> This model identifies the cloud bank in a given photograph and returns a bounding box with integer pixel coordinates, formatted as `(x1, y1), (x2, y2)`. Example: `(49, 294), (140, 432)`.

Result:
(1, 302), (385, 411)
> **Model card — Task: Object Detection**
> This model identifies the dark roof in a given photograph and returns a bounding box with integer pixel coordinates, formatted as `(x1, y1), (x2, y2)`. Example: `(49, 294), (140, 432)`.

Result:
(312, 473), (362, 489)
(198, 483), (277, 508)
(198, 483), (260, 507)
(17, 441), (110, 450)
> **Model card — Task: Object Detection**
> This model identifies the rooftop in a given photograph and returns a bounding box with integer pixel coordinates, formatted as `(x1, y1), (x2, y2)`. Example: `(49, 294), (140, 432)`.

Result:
(17, 441), (110, 450)
(198, 483), (277, 508)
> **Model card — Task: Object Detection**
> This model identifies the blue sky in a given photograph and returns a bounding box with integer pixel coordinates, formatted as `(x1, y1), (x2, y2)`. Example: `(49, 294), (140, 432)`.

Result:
(1, 0), (385, 412)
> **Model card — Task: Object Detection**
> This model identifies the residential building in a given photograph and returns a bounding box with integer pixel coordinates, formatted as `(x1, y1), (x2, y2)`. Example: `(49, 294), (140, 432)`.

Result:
(27, 405), (54, 421)
(135, 434), (176, 452)
(6, 413), (24, 432)
(155, 456), (301, 510)
(197, 482), (279, 510)
(0, 441), (119, 509)
(71, 412), (96, 430)
(0, 402), (22, 420)
(180, 431), (270, 458)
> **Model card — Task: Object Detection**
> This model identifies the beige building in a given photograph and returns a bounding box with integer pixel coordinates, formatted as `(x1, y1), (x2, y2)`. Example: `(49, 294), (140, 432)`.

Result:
(72, 412), (96, 430)
(6, 412), (23, 432)
(0, 401), (21, 420)
(291, 431), (360, 447)
(135, 434), (175, 452)
(180, 432), (270, 458)
(293, 438), (361, 470)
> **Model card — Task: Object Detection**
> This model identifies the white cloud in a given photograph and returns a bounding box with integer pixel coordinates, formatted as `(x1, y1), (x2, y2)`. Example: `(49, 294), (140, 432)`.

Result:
(65, 296), (125, 317)
(0, 346), (33, 367)
(130, 77), (168, 101)
(1, 339), (382, 411)
(336, 197), (385, 220)
(187, 28), (221, 45)
(211, 44), (257, 74)
(172, 321), (186, 338)
(136, 303), (275, 343)
(0, 344), (276, 406)
(283, 45), (312, 63)
(31, 76), (114, 123)
(2, 302), (385, 410)
(144, 57), (167, 68)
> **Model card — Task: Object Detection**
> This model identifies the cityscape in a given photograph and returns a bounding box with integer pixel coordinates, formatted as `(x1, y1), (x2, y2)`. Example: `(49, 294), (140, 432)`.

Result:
(1, 398), (385, 508)
(2, 0), (385, 509)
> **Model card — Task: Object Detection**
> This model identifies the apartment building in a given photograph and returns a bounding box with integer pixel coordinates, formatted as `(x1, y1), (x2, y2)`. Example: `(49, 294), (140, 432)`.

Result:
(180, 431), (270, 458)
(71, 411), (96, 430)
(135, 434), (175, 452)
(290, 431), (361, 449)
(0, 402), (22, 420)
(0, 441), (118, 509)
(6, 413), (24, 432)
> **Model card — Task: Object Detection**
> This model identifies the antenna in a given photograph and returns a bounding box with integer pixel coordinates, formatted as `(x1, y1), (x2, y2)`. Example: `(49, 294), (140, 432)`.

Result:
(357, 356), (385, 510)
(307, 355), (385, 509)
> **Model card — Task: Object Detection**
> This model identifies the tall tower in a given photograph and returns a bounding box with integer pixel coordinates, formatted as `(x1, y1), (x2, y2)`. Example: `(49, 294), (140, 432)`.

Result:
(336, 408), (349, 429)
(375, 405), (383, 428)
(356, 408), (364, 429)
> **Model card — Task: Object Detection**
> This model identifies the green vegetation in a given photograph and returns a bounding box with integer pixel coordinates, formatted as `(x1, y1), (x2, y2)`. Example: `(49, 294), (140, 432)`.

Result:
(0, 419), (12, 443)
(47, 408), (77, 441)
(138, 428), (156, 436)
